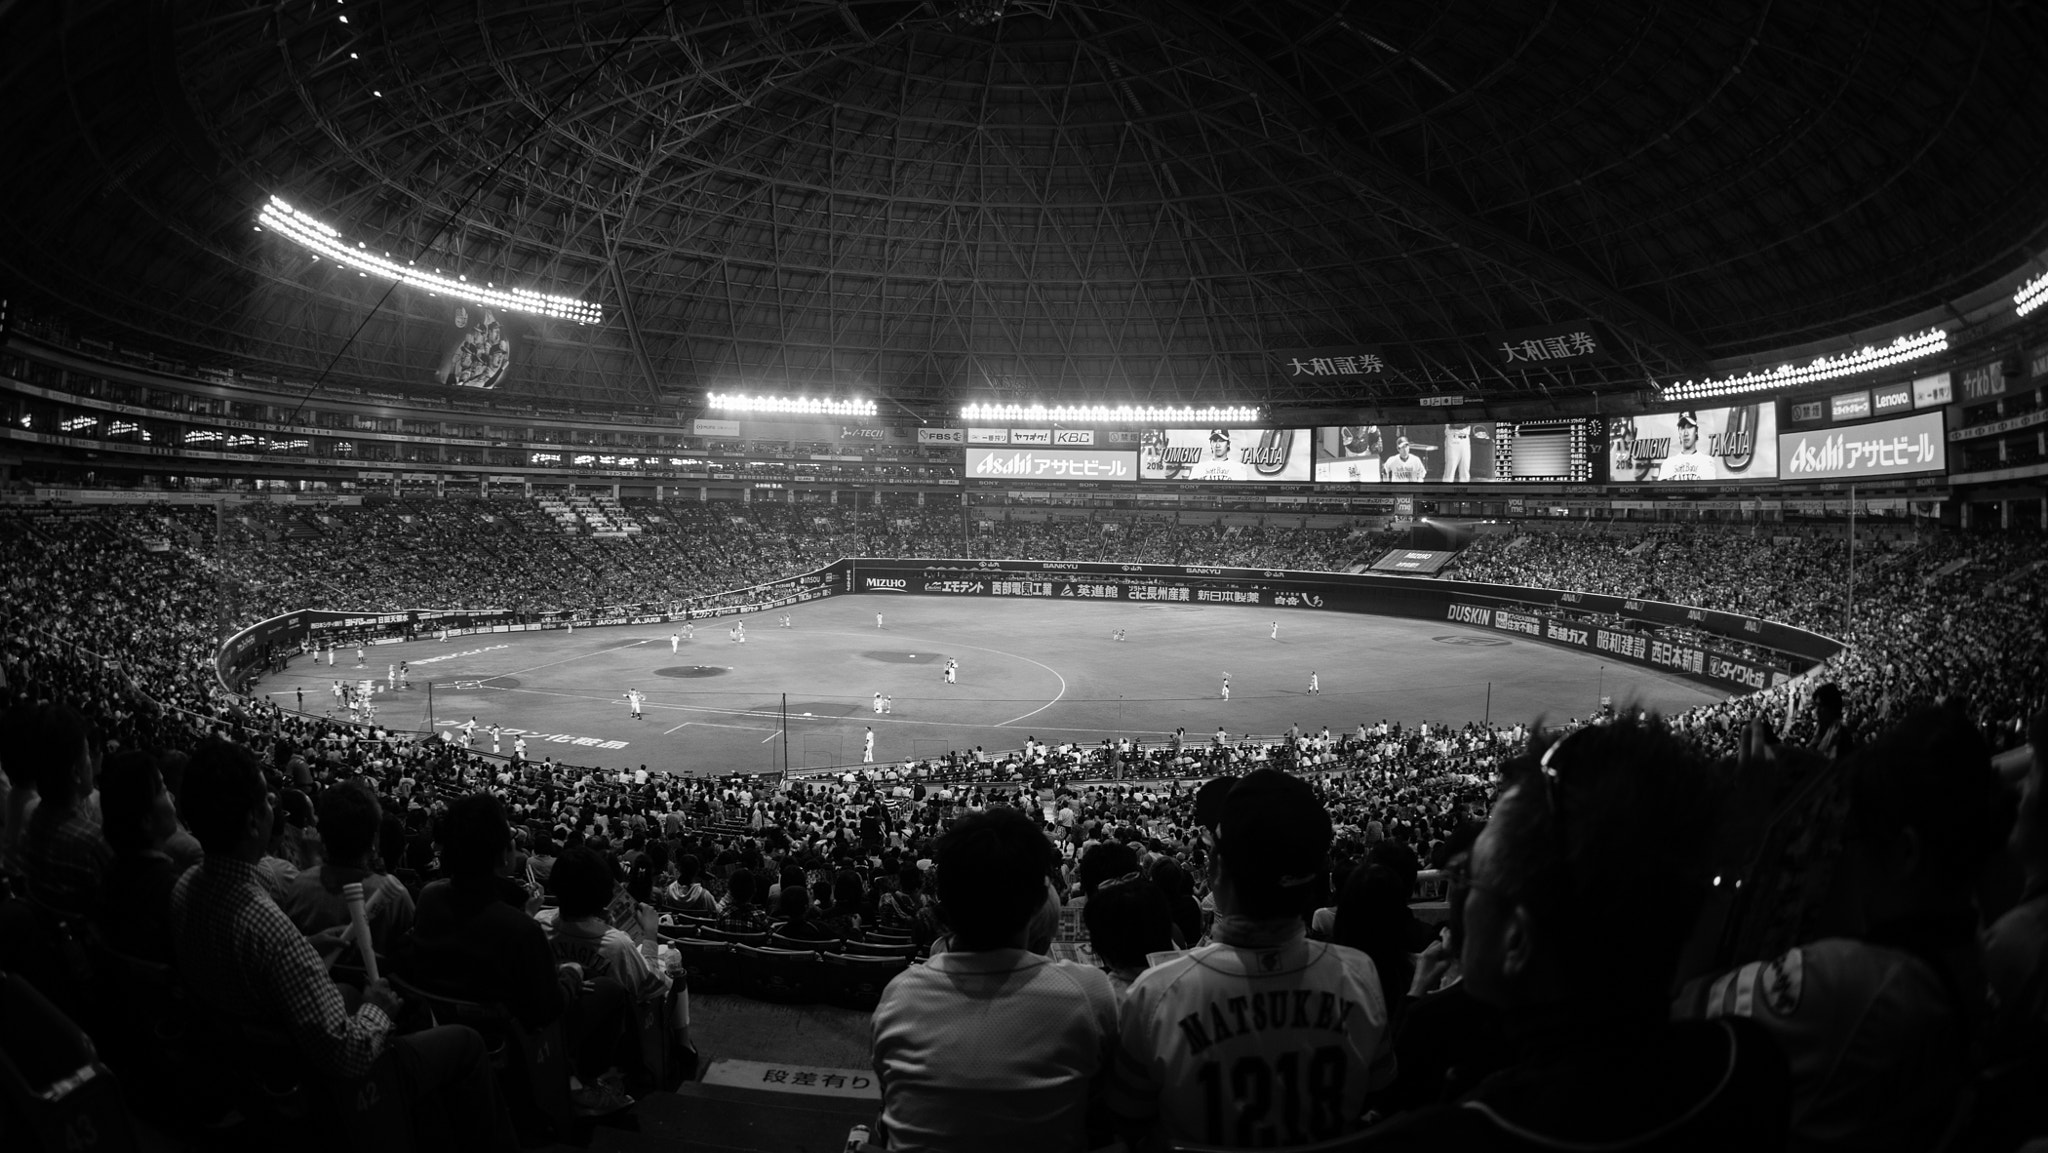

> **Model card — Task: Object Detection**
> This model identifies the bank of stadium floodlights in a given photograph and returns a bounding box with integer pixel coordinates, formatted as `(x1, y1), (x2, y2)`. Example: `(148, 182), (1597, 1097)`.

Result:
(1658, 329), (1948, 402)
(707, 393), (878, 417)
(254, 196), (603, 325)
(958, 404), (1262, 423)
(2016, 272), (2048, 318)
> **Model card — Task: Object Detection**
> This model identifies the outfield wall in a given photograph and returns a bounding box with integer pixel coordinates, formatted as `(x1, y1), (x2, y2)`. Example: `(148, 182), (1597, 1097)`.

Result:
(840, 558), (1842, 696)
(218, 556), (1839, 699)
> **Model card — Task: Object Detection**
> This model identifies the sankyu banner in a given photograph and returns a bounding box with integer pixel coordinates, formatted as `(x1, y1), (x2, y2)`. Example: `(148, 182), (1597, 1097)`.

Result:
(1138, 427), (1312, 482)
(966, 447), (1137, 482)
(1780, 410), (1946, 480)
(1607, 404), (1777, 483)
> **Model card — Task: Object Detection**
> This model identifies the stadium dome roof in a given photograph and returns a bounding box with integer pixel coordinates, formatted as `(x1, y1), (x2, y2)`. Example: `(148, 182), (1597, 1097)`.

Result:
(4, 0), (2048, 413)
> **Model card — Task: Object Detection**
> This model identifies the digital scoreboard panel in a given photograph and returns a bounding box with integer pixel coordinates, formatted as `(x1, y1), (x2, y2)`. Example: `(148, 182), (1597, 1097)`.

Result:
(1312, 419), (1596, 483)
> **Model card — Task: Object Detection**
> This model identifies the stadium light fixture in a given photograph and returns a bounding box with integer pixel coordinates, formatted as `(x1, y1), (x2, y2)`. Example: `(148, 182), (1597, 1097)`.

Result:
(2016, 272), (2048, 318)
(255, 195), (603, 325)
(958, 403), (1263, 424)
(707, 393), (878, 417)
(1659, 328), (1949, 401)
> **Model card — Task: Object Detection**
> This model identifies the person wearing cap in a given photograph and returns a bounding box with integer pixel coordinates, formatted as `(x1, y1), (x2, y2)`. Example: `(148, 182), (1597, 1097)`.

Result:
(1384, 437), (1427, 483)
(870, 806), (1118, 1152)
(1362, 716), (1788, 1150)
(1664, 409), (1719, 481)
(1109, 770), (1395, 1146)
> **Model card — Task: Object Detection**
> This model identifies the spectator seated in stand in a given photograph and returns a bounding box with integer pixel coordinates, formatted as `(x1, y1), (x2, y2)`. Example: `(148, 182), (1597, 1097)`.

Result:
(405, 793), (635, 1117)
(95, 749), (188, 961)
(1358, 716), (1789, 1151)
(280, 779), (415, 965)
(662, 852), (719, 916)
(771, 887), (837, 943)
(1080, 871), (1177, 997)
(536, 847), (681, 1083)
(1109, 769), (1396, 1148)
(1675, 704), (2001, 1152)
(14, 702), (111, 920)
(168, 737), (517, 1152)
(870, 805), (1119, 1153)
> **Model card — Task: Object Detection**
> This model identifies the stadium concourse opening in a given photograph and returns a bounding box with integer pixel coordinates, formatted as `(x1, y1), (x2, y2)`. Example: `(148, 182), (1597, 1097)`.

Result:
(255, 593), (1722, 775)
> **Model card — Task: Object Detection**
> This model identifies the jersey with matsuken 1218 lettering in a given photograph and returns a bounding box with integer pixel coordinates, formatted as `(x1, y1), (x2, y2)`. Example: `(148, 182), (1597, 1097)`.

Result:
(1110, 937), (1394, 1146)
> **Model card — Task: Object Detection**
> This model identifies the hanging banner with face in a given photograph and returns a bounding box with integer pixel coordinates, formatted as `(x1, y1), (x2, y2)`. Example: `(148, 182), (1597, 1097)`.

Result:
(438, 306), (513, 389)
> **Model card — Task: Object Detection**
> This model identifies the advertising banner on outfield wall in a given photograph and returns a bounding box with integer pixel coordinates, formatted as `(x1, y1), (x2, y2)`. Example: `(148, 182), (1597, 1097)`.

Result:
(1607, 404), (1777, 483)
(845, 559), (1841, 676)
(966, 447), (1138, 481)
(1138, 427), (1312, 482)
(917, 427), (964, 444)
(1779, 410), (1947, 480)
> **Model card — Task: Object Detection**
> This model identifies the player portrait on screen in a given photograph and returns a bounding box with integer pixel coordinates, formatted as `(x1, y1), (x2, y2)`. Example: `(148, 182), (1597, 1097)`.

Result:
(1608, 406), (1775, 483)
(1139, 428), (1309, 482)
(1383, 436), (1430, 482)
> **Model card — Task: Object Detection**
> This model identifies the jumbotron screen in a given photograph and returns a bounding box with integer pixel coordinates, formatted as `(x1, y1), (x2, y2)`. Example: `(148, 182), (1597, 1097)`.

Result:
(1137, 427), (1313, 482)
(1606, 404), (1778, 483)
(1312, 420), (1596, 483)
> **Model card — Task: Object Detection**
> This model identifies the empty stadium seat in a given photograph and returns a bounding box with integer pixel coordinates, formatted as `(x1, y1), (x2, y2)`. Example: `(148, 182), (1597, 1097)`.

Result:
(821, 954), (912, 1012)
(732, 945), (825, 1004)
(390, 977), (572, 1138)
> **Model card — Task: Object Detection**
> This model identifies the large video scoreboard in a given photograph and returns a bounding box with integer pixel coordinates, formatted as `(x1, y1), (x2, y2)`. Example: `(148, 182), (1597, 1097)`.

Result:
(1312, 419), (1599, 484)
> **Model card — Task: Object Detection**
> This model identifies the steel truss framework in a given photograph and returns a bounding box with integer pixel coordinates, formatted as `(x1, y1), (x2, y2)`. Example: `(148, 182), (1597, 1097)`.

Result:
(2, 0), (2046, 414)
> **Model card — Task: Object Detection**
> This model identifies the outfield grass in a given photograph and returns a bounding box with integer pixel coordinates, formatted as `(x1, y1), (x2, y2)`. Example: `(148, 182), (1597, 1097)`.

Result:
(261, 594), (1724, 776)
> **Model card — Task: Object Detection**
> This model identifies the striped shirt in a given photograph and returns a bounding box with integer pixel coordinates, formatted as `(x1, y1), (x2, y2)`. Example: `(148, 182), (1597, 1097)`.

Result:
(170, 855), (391, 1080)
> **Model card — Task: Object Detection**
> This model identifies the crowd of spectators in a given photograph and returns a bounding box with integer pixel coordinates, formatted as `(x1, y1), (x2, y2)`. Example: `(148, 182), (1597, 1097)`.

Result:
(2, 500), (2044, 1149)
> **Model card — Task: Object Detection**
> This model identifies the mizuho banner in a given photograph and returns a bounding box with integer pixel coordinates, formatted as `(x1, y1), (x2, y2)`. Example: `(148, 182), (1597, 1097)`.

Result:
(966, 447), (1138, 482)
(1779, 410), (1947, 480)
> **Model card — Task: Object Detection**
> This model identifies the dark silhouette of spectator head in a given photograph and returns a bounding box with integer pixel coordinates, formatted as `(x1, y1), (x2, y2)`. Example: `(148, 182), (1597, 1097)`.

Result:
(98, 750), (171, 855)
(626, 855), (657, 904)
(179, 738), (272, 858)
(436, 793), (513, 877)
(551, 848), (614, 919)
(1210, 769), (1332, 921)
(1844, 704), (2000, 922)
(725, 867), (757, 910)
(1462, 715), (1721, 1014)
(1077, 840), (1139, 899)
(12, 702), (92, 809)
(317, 780), (382, 867)
(1812, 683), (1845, 727)
(934, 805), (1053, 951)
(1333, 863), (1417, 997)
(1083, 875), (1174, 974)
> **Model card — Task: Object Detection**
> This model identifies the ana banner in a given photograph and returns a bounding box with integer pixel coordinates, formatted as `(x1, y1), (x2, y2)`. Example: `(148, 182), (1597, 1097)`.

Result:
(1607, 404), (1778, 483)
